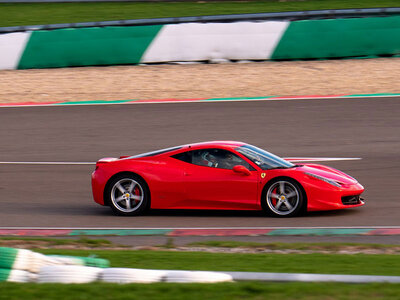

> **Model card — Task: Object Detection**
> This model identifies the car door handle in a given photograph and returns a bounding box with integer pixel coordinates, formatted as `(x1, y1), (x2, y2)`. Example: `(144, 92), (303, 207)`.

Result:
(184, 172), (192, 176)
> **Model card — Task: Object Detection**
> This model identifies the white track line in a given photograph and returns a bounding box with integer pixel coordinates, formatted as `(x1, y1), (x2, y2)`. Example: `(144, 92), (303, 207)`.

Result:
(0, 158), (360, 165)
(284, 157), (362, 162)
(0, 161), (95, 165)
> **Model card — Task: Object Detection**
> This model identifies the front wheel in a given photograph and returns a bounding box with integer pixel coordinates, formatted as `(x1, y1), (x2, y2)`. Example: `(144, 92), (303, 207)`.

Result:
(262, 179), (305, 217)
(106, 174), (149, 216)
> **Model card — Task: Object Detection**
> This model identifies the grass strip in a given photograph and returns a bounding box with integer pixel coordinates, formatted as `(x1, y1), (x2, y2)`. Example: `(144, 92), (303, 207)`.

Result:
(32, 249), (400, 276)
(1, 282), (400, 300)
(1, 0), (400, 27)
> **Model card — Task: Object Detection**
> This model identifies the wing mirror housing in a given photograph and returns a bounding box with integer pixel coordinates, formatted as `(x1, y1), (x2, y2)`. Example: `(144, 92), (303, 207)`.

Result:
(233, 165), (251, 176)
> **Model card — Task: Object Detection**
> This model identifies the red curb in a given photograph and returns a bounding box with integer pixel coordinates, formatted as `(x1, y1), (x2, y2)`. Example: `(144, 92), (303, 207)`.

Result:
(0, 228), (399, 237)
(364, 229), (400, 235)
(0, 229), (73, 236)
(0, 101), (60, 106)
(168, 229), (274, 236)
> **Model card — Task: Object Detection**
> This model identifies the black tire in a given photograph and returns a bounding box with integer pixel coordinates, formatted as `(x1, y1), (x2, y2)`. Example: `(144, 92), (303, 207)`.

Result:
(261, 178), (305, 217)
(105, 174), (149, 216)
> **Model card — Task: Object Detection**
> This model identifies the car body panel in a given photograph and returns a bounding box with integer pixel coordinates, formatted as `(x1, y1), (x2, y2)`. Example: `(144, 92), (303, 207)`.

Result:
(91, 141), (365, 213)
(177, 158), (259, 210)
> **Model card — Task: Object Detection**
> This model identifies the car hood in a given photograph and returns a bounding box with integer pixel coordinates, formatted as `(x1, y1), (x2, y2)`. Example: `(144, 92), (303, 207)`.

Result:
(295, 163), (358, 185)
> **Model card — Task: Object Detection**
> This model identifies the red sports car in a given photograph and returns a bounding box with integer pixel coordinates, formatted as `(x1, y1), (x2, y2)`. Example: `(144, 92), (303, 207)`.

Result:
(91, 141), (364, 217)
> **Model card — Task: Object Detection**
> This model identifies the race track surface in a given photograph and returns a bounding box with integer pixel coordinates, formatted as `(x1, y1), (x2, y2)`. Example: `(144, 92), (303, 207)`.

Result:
(0, 97), (399, 227)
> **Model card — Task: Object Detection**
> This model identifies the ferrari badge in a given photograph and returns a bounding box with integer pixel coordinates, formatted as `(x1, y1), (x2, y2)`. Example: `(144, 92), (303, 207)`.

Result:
(261, 173), (266, 178)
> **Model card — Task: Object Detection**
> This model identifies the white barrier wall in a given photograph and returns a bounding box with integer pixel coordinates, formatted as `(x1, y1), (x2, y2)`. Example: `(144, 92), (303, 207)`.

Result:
(0, 32), (31, 69)
(141, 21), (289, 62)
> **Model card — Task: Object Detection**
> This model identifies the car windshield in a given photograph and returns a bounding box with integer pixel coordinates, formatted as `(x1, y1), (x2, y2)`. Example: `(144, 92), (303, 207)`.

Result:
(236, 144), (294, 170)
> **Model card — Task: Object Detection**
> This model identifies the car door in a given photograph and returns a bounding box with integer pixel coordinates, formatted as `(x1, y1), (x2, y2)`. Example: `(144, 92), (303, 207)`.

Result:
(173, 148), (259, 210)
(145, 156), (187, 209)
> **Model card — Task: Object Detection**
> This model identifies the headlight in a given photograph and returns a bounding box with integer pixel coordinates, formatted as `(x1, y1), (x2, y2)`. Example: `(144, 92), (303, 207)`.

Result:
(304, 172), (342, 187)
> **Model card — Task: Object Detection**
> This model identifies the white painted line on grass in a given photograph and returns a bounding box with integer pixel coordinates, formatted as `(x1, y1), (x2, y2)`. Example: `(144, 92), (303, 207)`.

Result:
(225, 272), (400, 283)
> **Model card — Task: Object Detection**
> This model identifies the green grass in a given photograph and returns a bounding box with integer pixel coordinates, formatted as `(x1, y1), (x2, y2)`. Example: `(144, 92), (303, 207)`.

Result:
(1, 282), (400, 300)
(187, 241), (400, 251)
(32, 249), (400, 276)
(1, 0), (399, 27)
(1, 248), (400, 299)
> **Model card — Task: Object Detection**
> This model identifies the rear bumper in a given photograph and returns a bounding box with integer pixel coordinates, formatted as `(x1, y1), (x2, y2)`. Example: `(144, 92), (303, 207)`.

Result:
(91, 169), (108, 206)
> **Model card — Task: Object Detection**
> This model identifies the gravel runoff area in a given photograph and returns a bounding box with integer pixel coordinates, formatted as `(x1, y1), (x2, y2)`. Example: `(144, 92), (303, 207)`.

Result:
(0, 57), (399, 104)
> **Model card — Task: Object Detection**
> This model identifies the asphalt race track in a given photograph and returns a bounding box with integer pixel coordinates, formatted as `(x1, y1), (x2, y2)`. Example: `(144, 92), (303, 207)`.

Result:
(0, 96), (399, 228)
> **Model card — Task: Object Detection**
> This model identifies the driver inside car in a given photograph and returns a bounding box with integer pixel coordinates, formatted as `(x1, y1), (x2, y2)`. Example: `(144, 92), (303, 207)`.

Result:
(201, 151), (219, 167)
(219, 152), (244, 169)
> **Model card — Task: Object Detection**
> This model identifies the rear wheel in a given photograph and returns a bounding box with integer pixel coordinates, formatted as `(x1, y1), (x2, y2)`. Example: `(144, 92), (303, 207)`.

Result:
(262, 179), (305, 217)
(106, 174), (149, 216)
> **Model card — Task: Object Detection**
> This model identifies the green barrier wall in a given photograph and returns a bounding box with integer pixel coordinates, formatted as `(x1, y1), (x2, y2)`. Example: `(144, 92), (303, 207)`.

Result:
(271, 16), (400, 60)
(9, 16), (400, 69)
(18, 25), (162, 69)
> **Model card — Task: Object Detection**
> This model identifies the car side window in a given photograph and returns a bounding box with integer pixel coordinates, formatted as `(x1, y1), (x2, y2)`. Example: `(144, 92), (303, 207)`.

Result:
(172, 148), (254, 170)
(171, 151), (192, 164)
(192, 148), (253, 170)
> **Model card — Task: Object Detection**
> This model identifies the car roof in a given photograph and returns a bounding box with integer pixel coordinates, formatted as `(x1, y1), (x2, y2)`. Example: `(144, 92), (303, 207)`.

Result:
(159, 141), (247, 157)
(127, 141), (247, 160)
(183, 141), (246, 149)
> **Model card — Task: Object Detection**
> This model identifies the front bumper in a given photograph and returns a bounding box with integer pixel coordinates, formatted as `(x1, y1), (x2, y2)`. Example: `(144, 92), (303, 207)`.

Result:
(307, 182), (365, 211)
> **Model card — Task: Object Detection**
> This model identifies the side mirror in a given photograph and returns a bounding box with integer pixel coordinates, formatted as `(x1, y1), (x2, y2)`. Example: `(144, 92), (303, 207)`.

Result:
(233, 165), (251, 176)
